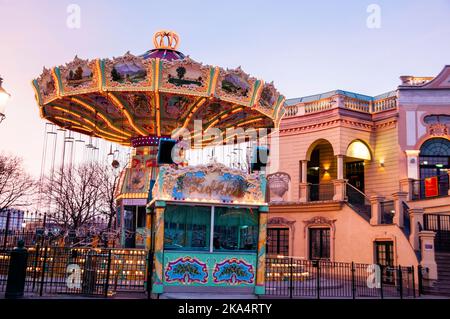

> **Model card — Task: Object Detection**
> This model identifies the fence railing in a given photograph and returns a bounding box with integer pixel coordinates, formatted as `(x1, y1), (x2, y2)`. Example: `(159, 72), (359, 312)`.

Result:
(412, 175), (449, 201)
(283, 96), (397, 118)
(343, 97), (370, 113)
(423, 214), (450, 252)
(0, 210), (118, 250)
(309, 183), (334, 202)
(265, 257), (417, 299)
(0, 247), (147, 297)
(402, 202), (411, 237)
(380, 200), (395, 224)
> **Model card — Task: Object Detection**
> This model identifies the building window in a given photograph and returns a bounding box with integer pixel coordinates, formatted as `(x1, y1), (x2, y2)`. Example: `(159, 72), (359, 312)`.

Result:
(424, 114), (450, 125)
(375, 241), (395, 284)
(419, 138), (450, 197)
(267, 228), (289, 256)
(346, 141), (371, 160)
(164, 205), (211, 251)
(309, 227), (330, 260)
(213, 207), (258, 252)
(136, 206), (146, 228)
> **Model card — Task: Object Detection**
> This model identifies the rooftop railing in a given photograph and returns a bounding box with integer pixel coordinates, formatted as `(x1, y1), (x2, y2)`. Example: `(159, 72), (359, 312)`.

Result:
(284, 95), (397, 118)
(343, 97), (370, 113)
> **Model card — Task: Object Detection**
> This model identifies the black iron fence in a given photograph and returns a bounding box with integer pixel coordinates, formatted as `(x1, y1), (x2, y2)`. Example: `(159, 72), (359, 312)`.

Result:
(265, 257), (417, 299)
(0, 247), (147, 297)
(0, 210), (118, 250)
(423, 214), (450, 252)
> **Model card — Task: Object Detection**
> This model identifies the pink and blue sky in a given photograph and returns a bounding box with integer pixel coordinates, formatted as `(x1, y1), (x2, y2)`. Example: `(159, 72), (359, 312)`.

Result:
(1, 0), (450, 176)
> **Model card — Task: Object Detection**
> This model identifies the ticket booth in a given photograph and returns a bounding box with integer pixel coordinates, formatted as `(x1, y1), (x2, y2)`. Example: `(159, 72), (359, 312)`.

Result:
(147, 163), (268, 295)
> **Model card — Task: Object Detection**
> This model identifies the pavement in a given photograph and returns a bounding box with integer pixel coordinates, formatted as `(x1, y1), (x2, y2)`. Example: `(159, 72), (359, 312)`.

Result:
(159, 293), (258, 299)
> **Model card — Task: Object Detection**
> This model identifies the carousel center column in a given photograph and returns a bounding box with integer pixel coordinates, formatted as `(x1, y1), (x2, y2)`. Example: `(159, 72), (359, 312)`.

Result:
(151, 200), (166, 294)
(255, 205), (268, 295)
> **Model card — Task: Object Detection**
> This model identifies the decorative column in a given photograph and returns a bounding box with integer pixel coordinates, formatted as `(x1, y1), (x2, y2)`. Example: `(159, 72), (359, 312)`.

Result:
(336, 155), (344, 180)
(145, 206), (152, 251)
(370, 196), (385, 225)
(332, 155), (346, 201)
(405, 150), (420, 180)
(332, 179), (347, 201)
(299, 160), (309, 202)
(300, 160), (308, 183)
(299, 183), (310, 202)
(409, 208), (424, 251)
(392, 192), (408, 228)
(399, 178), (414, 201)
(255, 206), (268, 295)
(151, 201), (166, 294)
(419, 231), (438, 281)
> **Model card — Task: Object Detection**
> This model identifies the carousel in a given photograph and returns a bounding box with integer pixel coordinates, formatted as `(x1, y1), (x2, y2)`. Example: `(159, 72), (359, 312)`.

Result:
(32, 30), (285, 295)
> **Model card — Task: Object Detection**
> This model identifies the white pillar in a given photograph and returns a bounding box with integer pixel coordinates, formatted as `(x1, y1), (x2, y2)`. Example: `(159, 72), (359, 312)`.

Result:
(419, 231), (438, 281)
(336, 155), (344, 180)
(405, 150), (420, 180)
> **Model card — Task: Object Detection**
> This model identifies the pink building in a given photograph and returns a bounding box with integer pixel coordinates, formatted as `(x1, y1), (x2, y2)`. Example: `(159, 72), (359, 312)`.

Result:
(267, 66), (450, 295)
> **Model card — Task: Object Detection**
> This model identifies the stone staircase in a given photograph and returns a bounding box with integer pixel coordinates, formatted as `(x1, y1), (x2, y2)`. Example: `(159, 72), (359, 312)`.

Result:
(424, 252), (450, 296)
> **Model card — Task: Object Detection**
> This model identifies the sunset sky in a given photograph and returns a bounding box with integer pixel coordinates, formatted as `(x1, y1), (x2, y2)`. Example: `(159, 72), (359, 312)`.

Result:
(1, 0), (450, 176)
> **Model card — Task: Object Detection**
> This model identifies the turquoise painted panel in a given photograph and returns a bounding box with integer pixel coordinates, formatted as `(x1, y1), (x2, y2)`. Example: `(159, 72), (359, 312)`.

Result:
(163, 251), (257, 287)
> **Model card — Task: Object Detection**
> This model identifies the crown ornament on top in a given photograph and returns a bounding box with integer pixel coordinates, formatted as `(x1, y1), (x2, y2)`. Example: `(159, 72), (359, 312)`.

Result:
(153, 30), (180, 50)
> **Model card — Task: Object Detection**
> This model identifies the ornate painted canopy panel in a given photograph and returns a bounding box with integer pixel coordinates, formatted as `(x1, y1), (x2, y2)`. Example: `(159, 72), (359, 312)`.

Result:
(32, 30), (285, 146)
(152, 162), (266, 205)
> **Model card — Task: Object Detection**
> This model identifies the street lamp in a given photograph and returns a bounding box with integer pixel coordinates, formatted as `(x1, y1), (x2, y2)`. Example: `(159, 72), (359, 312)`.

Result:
(0, 75), (11, 123)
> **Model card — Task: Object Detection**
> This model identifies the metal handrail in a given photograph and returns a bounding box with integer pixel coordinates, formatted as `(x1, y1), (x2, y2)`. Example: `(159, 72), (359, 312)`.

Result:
(346, 183), (371, 221)
(346, 183), (370, 201)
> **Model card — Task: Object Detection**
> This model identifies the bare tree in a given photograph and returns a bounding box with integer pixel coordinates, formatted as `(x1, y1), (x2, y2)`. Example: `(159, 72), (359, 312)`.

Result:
(0, 153), (37, 212)
(44, 162), (105, 231)
(98, 164), (121, 229)
(44, 161), (122, 233)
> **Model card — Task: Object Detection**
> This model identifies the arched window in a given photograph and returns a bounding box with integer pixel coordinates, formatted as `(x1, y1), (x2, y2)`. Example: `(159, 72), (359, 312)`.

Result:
(423, 114), (450, 125)
(419, 138), (450, 197)
(346, 140), (371, 160)
(420, 138), (450, 157)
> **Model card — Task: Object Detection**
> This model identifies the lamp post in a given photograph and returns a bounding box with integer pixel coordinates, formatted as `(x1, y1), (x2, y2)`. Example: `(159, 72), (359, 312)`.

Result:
(0, 75), (11, 123)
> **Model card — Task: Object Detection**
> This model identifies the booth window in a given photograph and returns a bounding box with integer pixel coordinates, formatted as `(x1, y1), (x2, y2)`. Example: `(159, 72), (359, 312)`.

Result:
(164, 205), (211, 251)
(136, 206), (146, 228)
(213, 207), (258, 252)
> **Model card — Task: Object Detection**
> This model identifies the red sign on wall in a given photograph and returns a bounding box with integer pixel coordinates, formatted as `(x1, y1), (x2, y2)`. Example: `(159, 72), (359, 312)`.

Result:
(424, 176), (439, 198)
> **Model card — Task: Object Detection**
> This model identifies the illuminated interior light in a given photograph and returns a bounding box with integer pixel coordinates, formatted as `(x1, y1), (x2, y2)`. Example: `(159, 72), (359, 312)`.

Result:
(181, 97), (206, 129)
(71, 97), (132, 137)
(346, 141), (371, 160)
(53, 116), (126, 142)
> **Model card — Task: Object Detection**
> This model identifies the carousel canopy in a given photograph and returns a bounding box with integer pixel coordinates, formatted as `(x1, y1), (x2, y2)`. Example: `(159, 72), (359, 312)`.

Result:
(32, 30), (285, 147)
